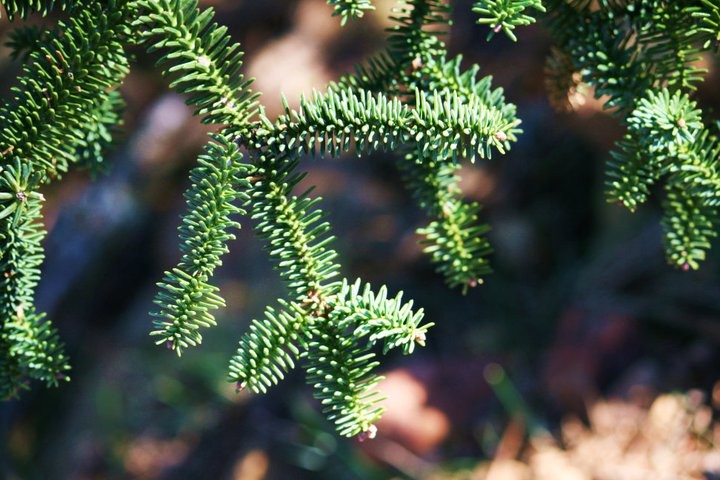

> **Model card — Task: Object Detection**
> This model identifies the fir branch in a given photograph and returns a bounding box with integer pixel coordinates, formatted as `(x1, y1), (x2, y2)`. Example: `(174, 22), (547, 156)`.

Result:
(305, 314), (384, 438)
(228, 274), (430, 437)
(661, 129), (720, 270)
(340, 34), (519, 291)
(0, 0), (75, 20)
(0, 160), (69, 398)
(399, 151), (493, 291)
(607, 89), (720, 267)
(0, 0), (124, 395)
(0, 0), (131, 179)
(74, 90), (125, 175)
(134, 0), (261, 353)
(14, 0), (718, 440)
(631, 2), (706, 92)
(693, 0), (720, 51)
(253, 89), (410, 160)
(152, 267), (225, 354)
(608, 88), (704, 206)
(672, 130), (720, 208)
(333, 279), (431, 355)
(248, 156), (340, 300)
(336, 0), (450, 96)
(419, 204), (492, 292)
(152, 132), (252, 354)
(607, 88), (704, 211)
(544, 3), (718, 270)
(228, 300), (309, 394)
(627, 89), (703, 155)
(473, 0), (546, 41)
(661, 186), (717, 271)
(388, 52), (518, 291)
(606, 136), (660, 211)
(0, 308), (69, 399)
(255, 86), (516, 164)
(413, 86), (516, 161)
(326, 0), (375, 25)
(386, 0), (450, 75)
(302, 278), (429, 437)
(563, 13), (649, 112)
(412, 54), (518, 119)
(0, 159), (45, 319)
(133, 0), (258, 129)
(547, 2), (707, 113)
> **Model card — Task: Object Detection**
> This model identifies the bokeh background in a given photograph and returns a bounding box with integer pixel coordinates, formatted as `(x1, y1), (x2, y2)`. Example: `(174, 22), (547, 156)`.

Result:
(2, 1), (720, 478)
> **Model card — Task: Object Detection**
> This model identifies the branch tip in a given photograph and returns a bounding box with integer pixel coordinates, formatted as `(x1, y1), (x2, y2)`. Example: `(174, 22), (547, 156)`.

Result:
(357, 424), (378, 442)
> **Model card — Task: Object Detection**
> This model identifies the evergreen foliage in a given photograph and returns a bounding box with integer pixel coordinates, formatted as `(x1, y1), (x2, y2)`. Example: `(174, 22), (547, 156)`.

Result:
(473, 0), (545, 41)
(0, 1), (130, 179)
(327, 0), (375, 25)
(478, 0), (720, 270)
(151, 133), (252, 354)
(1, 0), (73, 20)
(0, 160), (68, 398)
(0, 0), (718, 438)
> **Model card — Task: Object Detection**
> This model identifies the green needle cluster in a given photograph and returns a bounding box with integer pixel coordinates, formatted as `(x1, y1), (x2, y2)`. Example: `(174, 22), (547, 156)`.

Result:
(7, 0), (715, 438)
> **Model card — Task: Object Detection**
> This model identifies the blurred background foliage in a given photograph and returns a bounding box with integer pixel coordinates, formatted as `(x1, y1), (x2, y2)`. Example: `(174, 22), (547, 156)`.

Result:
(2, 0), (720, 478)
